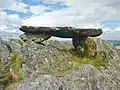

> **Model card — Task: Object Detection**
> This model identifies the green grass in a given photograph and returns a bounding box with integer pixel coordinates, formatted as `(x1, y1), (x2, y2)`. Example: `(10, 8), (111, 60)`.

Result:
(0, 52), (23, 90)
(10, 52), (23, 82)
(79, 57), (107, 68)
(62, 56), (109, 69)
(56, 43), (108, 68)
(54, 42), (109, 69)
(52, 55), (109, 77)
(4, 52), (23, 90)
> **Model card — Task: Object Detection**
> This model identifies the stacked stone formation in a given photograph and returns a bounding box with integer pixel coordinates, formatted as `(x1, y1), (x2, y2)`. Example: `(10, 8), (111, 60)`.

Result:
(19, 26), (102, 41)
(19, 26), (103, 57)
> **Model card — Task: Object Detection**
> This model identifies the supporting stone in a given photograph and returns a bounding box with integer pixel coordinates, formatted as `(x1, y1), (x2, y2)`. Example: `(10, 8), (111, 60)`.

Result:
(19, 33), (52, 43)
(72, 36), (86, 56)
(73, 37), (87, 49)
(19, 26), (102, 57)
(73, 37), (97, 58)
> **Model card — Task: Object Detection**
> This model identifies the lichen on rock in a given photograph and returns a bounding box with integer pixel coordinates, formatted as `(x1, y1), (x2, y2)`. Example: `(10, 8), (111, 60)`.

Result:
(20, 33), (51, 44)
(74, 37), (97, 58)
(0, 32), (120, 90)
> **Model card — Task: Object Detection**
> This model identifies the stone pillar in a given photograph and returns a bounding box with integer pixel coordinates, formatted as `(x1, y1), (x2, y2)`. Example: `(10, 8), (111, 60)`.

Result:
(72, 37), (97, 58)
(72, 36), (86, 56)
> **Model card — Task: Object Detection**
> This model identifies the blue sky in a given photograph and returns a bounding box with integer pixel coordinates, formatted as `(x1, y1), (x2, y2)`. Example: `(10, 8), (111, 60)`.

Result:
(0, 0), (120, 40)
(3, 0), (68, 18)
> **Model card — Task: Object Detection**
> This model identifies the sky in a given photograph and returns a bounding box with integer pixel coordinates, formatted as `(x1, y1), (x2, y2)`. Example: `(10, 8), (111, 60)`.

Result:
(0, 0), (120, 40)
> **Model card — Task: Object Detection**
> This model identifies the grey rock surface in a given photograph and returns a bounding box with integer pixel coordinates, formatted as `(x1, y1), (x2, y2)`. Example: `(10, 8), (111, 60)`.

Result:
(21, 42), (73, 78)
(15, 65), (120, 90)
(116, 46), (120, 50)
(0, 37), (120, 90)
(0, 38), (11, 89)
(94, 38), (120, 66)
(74, 37), (120, 66)
(19, 33), (51, 44)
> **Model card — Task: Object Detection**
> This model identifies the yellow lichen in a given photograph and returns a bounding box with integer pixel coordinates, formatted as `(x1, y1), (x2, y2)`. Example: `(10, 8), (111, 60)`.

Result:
(84, 37), (97, 58)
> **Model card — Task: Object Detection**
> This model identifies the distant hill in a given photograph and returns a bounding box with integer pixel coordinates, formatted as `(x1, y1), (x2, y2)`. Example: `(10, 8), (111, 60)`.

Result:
(107, 40), (120, 46)
(0, 31), (120, 46)
(61, 40), (120, 46)
(0, 31), (21, 41)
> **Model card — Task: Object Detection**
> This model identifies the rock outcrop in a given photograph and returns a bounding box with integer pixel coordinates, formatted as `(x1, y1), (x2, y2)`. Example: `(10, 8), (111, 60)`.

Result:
(0, 36), (120, 90)
(19, 26), (103, 50)
(116, 46), (120, 50)
(0, 38), (11, 89)
(20, 33), (51, 45)
(0, 26), (120, 90)
(76, 37), (120, 65)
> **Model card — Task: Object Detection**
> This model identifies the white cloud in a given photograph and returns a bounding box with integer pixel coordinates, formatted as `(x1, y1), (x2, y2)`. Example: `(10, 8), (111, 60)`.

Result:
(0, 11), (21, 25)
(0, 0), (119, 40)
(8, 2), (29, 13)
(22, 0), (120, 40)
(114, 27), (120, 31)
(100, 30), (120, 40)
(22, 8), (102, 28)
(0, 0), (17, 9)
(99, 26), (120, 40)
(29, 5), (47, 15)
(43, 0), (120, 21)
(0, 0), (26, 37)
(0, 11), (22, 33)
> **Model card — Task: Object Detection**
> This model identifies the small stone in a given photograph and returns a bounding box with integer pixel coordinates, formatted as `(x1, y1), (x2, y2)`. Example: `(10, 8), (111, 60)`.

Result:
(20, 33), (51, 43)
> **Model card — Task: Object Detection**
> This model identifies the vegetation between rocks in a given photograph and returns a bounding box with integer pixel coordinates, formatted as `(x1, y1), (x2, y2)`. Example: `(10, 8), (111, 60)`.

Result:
(3, 52), (23, 90)
(10, 52), (23, 82)
(70, 56), (108, 68)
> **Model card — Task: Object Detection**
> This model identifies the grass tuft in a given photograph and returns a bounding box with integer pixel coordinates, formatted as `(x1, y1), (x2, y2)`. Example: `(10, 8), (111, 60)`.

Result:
(10, 52), (23, 82)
